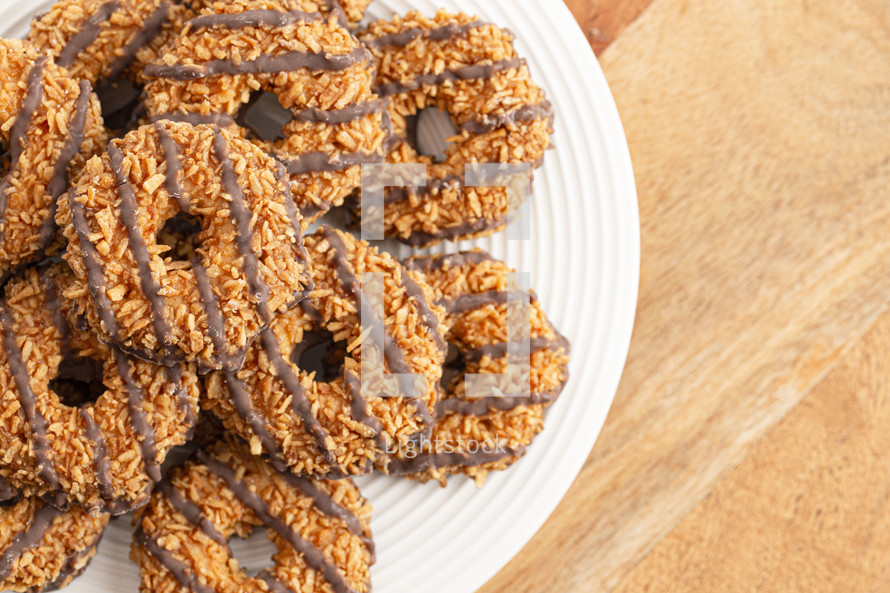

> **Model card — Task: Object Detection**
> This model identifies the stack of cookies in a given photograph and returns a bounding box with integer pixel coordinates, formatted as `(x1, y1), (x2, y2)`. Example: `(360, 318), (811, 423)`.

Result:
(0, 1), (569, 591)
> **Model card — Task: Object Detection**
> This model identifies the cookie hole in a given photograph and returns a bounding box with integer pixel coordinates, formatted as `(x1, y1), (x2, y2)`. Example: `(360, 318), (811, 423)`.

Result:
(291, 329), (347, 383)
(157, 212), (203, 262)
(411, 107), (457, 163)
(440, 342), (467, 391)
(50, 355), (105, 407)
(96, 79), (143, 137)
(237, 91), (293, 141)
(228, 527), (278, 578)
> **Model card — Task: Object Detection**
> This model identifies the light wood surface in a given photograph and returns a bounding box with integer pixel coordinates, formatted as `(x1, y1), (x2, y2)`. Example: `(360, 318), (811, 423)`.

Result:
(480, 1), (890, 591)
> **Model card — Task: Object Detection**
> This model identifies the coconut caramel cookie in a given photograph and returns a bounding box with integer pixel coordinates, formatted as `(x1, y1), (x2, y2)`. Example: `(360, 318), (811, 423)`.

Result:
(0, 39), (106, 278)
(203, 226), (447, 477)
(132, 436), (374, 593)
(0, 495), (109, 593)
(390, 250), (570, 485)
(57, 121), (313, 372)
(0, 264), (200, 514)
(143, 0), (388, 225)
(354, 11), (554, 246)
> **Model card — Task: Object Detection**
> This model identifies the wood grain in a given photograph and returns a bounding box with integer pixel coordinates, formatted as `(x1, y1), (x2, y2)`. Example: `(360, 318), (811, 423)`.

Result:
(480, 1), (890, 591)
(562, 0), (655, 54)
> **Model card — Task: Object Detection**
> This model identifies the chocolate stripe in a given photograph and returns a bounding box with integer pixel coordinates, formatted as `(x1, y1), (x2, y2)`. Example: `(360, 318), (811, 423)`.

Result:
(0, 57), (48, 241)
(276, 471), (375, 562)
(257, 571), (296, 593)
(377, 57), (526, 97)
(198, 452), (361, 593)
(403, 251), (494, 273)
(436, 385), (565, 417)
(458, 102), (554, 134)
(224, 371), (287, 470)
(56, 1), (121, 67)
(192, 260), (227, 358)
(68, 189), (122, 341)
(41, 271), (74, 360)
(188, 9), (321, 30)
(103, 1), (171, 83)
(386, 446), (524, 475)
(402, 215), (512, 247)
(135, 527), (215, 593)
(110, 142), (174, 360)
(278, 150), (380, 176)
(272, 162), (309, 253)
(363, 19), (488, 51)
(0, 504), (64, 580)
(464, 335), (567, 364)
(144, 47), (371, 80)
(157, 481), (227, 546)
(79, 407), (115, 505)
(439, 290), (531, 315)
(0, 302), (60, 492)
(113, 349), (160, 483)
(211, 127), (272, 323)
(165, 365), (195, 432)
(291, 99), (386, 125)
(400, 268), (446, 353)
(155, 122), (189, 213)
(344, 371), (385, 451)
(260, 330), (338, 470)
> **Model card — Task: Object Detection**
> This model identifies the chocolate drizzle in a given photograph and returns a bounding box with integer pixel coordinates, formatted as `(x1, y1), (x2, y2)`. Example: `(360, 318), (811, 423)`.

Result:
(165, 365), (195, 434)
(113, 349), (160, 483)
(68, 189), (122, 342)
(363, 19), (488, 51)
(197, 452), (361, 593)
(0, 302), (61, 493)
(56, 1), (121, 67)
(400, 267), (446, 353)
(0, 56), (48, 242)
(135, 527), (215, 593)
(260, 330), (339, 470)
(404, 250), (493, 273)
(192, 260), (232, 370)
(110, 143), (174, 362)
(386, 446), (524, 475)
(188, 9), (321, 30)
(79, 407), (115, 505)
(223, 371), (287, 470)
(278, 150), (381, 176)
(402, 214), (512, 246)
(144, 46), (371, 80)
(377, 57), (526, 97)
(211, 127), (272, 323)
(154, 122), (189, 213)
(291, 99), (386, 125)
(0, 504), (64, 580)
(463, 335), (567, 364)
(439, 290), (531, 315)
(157, 480), (227, 546)
(103, 1), (171, 83)
(458, 101), (554, 135)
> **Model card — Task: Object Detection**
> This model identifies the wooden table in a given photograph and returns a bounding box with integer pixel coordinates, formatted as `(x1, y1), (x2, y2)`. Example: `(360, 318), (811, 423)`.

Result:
(480, 1), (890, 591)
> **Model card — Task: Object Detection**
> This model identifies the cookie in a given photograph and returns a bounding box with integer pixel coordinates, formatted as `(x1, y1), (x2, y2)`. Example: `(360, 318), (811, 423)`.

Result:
(203, 226), (447, 477)
(354, 11), (554, 245)
(390, 250), (570, 485)
(0, 495), (109, 593)
(0, 264), (200, 513)
(132, 436), (374, 593)
(0, 39), (106, 278)
(143, 0), (388, 224)
(57, 121), (313, 372)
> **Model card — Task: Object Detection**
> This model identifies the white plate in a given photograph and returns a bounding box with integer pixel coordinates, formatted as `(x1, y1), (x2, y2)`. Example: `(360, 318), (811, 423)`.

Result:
(1, 1), (639, 591)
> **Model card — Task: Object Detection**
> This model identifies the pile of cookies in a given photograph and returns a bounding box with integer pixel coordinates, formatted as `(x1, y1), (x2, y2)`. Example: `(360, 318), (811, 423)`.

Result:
(0, 1), (569, 591)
